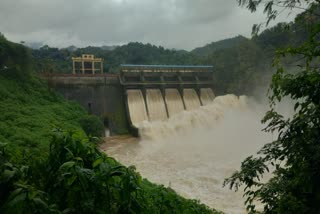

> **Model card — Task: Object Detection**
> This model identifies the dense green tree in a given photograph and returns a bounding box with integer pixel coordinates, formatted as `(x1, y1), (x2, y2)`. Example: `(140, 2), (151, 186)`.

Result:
(0, 35), (31, 80)
(29, 19), (311, 97)
(0, 33), (220, 214)
(224, 1), (320, 213)
(191, 35), (248, 56)
(0, 130), (219, 214)
(79, 115), (104, 137)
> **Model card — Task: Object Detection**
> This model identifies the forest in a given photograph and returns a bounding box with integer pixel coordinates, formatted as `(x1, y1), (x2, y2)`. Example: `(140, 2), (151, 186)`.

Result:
(0, 33), (220, 213)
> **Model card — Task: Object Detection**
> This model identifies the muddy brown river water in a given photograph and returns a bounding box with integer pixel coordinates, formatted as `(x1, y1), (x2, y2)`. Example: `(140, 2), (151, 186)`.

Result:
(101, 95), (272, 214)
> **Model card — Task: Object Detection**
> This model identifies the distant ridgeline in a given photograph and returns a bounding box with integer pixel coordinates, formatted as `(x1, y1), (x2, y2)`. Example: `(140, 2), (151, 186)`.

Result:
(45, 64), (216, 136)
(31, 10), (310, 95)
(42, 10), (312, 135)
(0, 36), (219, 214)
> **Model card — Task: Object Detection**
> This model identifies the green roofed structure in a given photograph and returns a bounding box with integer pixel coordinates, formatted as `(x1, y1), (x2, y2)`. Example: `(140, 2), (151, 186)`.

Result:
(119, 64), (214, 88)
(120, 64), (213, 72)
(119, 64), (216, 136)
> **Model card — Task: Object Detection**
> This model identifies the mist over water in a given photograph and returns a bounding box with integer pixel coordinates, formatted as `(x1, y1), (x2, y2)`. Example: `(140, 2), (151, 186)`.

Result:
(105, 94), (272, 214)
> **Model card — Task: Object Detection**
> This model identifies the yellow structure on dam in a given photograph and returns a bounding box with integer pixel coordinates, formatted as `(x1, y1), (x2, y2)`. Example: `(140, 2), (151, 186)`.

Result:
(72, 54), (104, 75)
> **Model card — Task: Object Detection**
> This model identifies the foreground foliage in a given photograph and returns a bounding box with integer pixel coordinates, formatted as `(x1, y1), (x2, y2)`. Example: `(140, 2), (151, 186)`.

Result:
(0, 130), (218, 214)
(79, 115), (105, 137)
(224, 1), (320, 213)
(0, 35), (96, 162)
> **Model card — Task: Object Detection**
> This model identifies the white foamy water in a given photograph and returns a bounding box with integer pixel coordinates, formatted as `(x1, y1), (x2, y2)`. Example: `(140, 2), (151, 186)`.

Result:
(105, 94), (271, 214)
(165, 88), (185, 117)
(183, 88), (201, 110)
(127, 89), (148, 126)
(200, 88), (215, 105)
(146, 89), (168, 121)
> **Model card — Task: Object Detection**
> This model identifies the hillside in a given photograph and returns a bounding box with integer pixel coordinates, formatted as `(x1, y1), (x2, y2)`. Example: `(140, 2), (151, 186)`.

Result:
(0, 34), (218, 214)
(29, 12), (311, 98)
(191, 35), (248, 56)
(31, 42), (198, 74)
(0, 34), (93, 161)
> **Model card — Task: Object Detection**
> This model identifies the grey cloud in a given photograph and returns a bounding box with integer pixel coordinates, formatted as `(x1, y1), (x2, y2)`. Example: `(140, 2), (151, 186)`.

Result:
(0, 0), (299, 50)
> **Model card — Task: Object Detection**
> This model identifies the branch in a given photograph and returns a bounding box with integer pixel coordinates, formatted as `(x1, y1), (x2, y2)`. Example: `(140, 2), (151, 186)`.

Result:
(273, 1), (320, 17)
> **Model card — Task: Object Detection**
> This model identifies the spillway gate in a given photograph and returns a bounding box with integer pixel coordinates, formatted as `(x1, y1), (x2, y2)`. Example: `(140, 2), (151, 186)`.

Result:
(42, 64), (216, 136)
(120, 65), (216, 135)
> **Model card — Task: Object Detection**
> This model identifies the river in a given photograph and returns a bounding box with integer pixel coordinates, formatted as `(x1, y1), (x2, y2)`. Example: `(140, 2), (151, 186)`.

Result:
(101, 94), (272, 214)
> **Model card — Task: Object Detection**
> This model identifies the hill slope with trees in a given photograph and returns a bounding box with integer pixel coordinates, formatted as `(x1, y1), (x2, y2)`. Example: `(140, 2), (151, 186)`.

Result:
(30, 13), (309, 96)
(224, 2), (320, 213)
(0, 34), (219, 213)
(191, 35), (249, 56)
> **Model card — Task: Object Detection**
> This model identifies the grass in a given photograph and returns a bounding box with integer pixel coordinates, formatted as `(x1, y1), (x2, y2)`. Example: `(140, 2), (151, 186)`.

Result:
(0, 75), (87, 162)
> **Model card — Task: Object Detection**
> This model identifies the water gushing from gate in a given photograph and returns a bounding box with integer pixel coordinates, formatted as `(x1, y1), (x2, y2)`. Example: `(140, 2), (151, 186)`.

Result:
(107, 94), (271, 214)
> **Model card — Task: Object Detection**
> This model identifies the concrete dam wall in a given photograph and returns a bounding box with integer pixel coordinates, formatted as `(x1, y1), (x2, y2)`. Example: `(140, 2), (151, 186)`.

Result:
(45, 74), (129, 135)
(44, 64), (215, 136)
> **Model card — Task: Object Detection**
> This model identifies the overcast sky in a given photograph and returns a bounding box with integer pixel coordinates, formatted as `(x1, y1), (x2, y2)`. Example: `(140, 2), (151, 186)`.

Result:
(0, 0), (303, 50)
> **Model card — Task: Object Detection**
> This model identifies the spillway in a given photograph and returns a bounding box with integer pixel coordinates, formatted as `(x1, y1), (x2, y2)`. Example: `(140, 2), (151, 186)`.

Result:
(165, 89), (185, 117)
(105, 95), (271, 214)
(126, 88), (215, 127)
(146, 89), (168, 121)
(200, 88), (215, 105)
(183, 89), (201, 110)
(127, 89), (148, 126)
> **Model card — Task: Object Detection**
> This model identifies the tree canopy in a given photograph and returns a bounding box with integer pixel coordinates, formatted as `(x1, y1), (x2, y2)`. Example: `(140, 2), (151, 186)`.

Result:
(224, 1), (320, 213)
(30, 20), (310, 96)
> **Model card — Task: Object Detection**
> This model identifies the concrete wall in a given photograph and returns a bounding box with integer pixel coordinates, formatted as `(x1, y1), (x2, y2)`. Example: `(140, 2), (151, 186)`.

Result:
(44, 72), (215, 136)
(46, 75), (129, 135)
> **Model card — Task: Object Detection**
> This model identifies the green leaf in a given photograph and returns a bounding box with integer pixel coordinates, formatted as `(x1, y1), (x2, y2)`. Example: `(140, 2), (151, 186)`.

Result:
(33, 197), (48, 208)
(1, 169), (15, 182)
(59, 161), (75, 170)
(92, 158), (103, 168)
(67, 175), (77, 186)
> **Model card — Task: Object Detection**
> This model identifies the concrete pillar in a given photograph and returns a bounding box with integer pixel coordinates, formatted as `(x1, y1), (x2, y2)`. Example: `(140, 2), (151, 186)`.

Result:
(100, 61), (103, 74)
(140, 71), (145, 83)
(179, 85), (187, 110)
(161, 86), (169, 118)
(195, 86), (203, 106)
(72, 60), (75, 74)
(92, 61), (95, 75)
(82, 61), (85, 74)
(141, 87), (149, 120)
(195, 75), (200, 84)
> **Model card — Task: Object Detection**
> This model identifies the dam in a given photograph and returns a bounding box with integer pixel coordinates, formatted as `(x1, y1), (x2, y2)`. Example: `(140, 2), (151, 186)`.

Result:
(120, 64), (215, 131)
(103, 94), (270, 214)
(44, 64), (216, 136)
(44, 62), (268, 214)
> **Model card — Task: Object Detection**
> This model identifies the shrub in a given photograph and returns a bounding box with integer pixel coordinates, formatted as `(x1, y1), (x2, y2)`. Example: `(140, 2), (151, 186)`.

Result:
(79, 115), (104, 137)
(0, 130), (219, 214)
